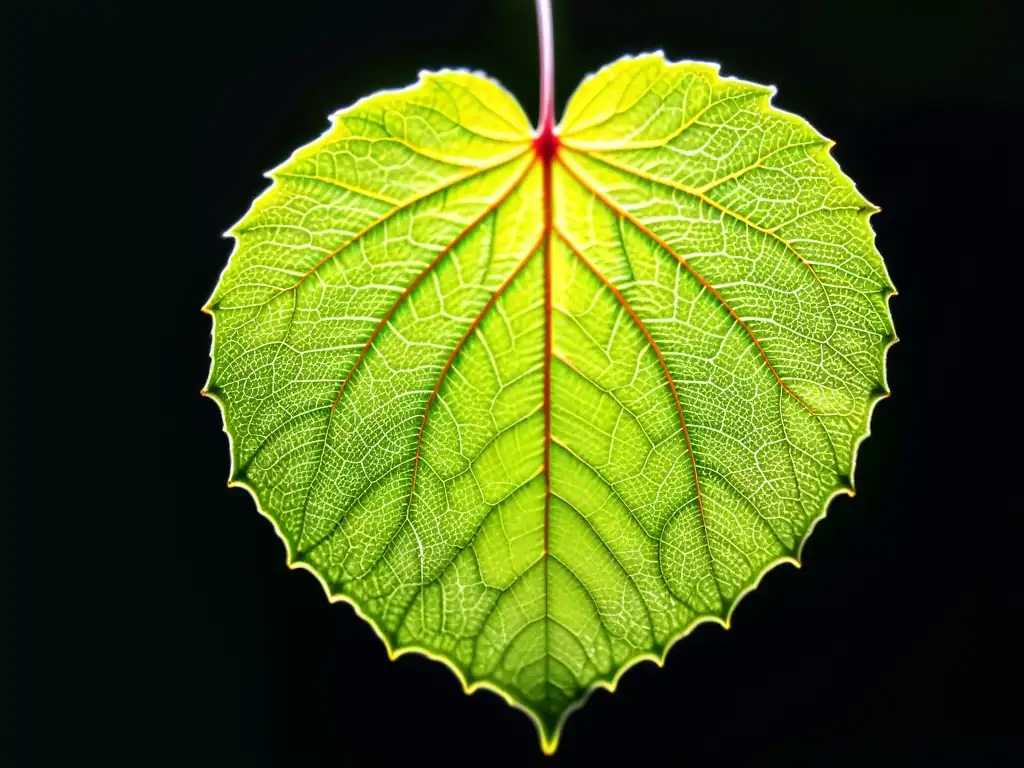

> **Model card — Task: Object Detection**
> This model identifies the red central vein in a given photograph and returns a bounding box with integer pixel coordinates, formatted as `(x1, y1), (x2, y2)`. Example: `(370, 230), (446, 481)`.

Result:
(554, 228), (719, 597)
(541, 154), (554, 560)
(540, 142), (556, 685)
(556, 152), (816, 416)
(535, 0), (557, 713)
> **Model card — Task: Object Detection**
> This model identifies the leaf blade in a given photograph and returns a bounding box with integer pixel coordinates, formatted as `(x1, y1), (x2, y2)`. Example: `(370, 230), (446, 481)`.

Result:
(205, 55), (895, 754)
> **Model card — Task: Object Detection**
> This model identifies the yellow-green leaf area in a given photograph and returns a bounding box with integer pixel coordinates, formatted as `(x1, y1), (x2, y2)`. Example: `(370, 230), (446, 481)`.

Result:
(204, 53), (895, 754)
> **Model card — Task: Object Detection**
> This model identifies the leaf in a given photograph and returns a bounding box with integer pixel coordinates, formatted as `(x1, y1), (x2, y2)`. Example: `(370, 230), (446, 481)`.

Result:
(203, 52), (896, 753)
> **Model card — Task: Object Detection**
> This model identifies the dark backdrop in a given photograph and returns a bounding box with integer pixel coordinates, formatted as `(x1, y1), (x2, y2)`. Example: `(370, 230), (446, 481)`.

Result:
(9, 1), (1019, 765)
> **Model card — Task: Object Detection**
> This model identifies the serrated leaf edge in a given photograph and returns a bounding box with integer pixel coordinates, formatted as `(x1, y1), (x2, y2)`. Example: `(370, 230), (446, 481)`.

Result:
(201, 53), (898, 755)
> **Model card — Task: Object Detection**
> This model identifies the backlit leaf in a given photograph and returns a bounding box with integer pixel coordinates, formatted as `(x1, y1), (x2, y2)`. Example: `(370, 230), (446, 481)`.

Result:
(203, 52), (895, 753)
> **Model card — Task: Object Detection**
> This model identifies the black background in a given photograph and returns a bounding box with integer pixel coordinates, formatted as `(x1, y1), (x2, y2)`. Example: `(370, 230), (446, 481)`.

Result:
(9, 1), (1020, 765)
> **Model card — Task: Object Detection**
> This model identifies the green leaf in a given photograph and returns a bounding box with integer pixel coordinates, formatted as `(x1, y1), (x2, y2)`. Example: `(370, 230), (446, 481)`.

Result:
(203, 53), (895, 753)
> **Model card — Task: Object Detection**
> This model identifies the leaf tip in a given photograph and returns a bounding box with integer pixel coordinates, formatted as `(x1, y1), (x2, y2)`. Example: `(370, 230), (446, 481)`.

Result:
(540, 736), (559, 757)
(534, 709), (568, 757)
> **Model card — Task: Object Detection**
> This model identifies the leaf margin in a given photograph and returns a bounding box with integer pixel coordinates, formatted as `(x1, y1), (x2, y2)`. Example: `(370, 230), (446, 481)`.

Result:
(200, 51), (900, 755)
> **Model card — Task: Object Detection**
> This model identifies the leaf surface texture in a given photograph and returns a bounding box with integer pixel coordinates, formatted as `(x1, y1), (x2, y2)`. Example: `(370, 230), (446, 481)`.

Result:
(205, 54), (895, 752)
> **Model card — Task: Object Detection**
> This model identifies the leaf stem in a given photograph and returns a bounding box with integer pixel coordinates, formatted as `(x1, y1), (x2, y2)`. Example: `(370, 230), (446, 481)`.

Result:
(535, 0), (555, 139)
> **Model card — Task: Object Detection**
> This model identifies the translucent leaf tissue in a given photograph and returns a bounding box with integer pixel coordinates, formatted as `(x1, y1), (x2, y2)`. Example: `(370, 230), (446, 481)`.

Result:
(203, 0), (896, 753)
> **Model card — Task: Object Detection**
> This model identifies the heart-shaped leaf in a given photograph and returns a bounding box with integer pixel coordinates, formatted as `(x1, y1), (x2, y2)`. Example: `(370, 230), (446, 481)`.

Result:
(204, 51), (895, 753)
